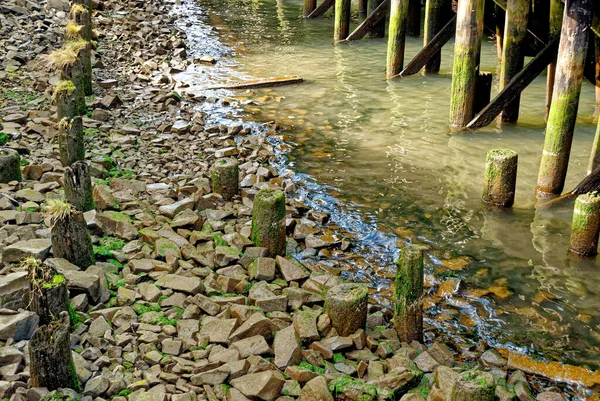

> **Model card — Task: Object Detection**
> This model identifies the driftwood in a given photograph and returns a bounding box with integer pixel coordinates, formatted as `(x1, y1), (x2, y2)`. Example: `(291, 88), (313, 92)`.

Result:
(306, 0), (335, 19)
(345, 0), (390, 41)
(206, 76), (303, 90)
(29, 312), (80, 392)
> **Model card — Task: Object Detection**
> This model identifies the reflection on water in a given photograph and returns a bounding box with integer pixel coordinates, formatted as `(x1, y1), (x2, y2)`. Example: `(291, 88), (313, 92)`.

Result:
(178, 0), (600, 382)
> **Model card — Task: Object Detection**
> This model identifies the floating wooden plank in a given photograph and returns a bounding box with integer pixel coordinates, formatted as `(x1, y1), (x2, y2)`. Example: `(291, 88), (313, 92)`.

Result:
(306, 0), (335, 19)
(206, 76), (304, 90)
(345, 0), (390, 41)
(396, 15), (456, 77)
(467, 38), (559, 129)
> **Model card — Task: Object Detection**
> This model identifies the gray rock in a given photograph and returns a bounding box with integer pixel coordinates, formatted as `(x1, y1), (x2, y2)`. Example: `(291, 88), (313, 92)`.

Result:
(2, 239), (52, 263)
(230, 370), (285, 401)
(155, 274), (204, 294)
(84, 375), (109, 397)
(0, 310), (38, 340)
(0, 271), (29, 310)
(273, 325), (302, 369)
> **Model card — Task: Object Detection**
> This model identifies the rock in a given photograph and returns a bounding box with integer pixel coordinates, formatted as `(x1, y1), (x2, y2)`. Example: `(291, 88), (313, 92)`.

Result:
(0, 271), (29, 310)
(192, 365), (230, 385)
(298, 376), (334, 401)
(293, 309), (320, 341)
(248, 257), (276, 281)
(97, 211), (138, 240)
(230, 371), (285, 401)
(84, 375), (109, 397)
(2, 239), (52, 263)
(158, 198), (194, 218)
(480, 349), (507, 368)
(229, 312), (274, 341)
(14, 189), (44, 203)
(155, 274), (204, 294)
(117, 287), (137, 306)
(200, 318), (239, 344)
(88, 316), (112, 337)
(276, 256), (308, 282)
(450, 370), (496, 401)
(63, 270), (102, 303)
(231, 335), (271, 358)
(273, 325), (302, 369)
(138, 282), (162, 302)
(536, 392), (566, 401)
(0, 310), (38, 340)
(92, 185), (118, 211)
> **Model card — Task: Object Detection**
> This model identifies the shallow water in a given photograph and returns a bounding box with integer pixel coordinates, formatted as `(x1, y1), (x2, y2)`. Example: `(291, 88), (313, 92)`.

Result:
(174, 0), (600, 386)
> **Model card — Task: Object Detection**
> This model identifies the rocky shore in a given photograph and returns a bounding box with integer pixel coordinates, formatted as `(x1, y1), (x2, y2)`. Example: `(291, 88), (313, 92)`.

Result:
(0, 0), (595, 400)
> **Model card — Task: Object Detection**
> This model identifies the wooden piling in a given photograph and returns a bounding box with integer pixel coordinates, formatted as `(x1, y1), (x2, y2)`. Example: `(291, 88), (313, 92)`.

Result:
(569, 192), (600, 256)
(588, 119), (600, 175)
(386, 0), (409, 77)
(251, 188), (286, 257)
(64, 161), (95, 212)
(423, 0), (445, 73)
(358, 0), (368, 16)
(58, 117), (85, 167)
(367, 0), (386, 38)
(326, 284), (368, 336)
(536, 0), (593, 197)
(54, 80), (78, 120)
(392, 244), (424, 342)
(334, 0), (352, 41)
(29, 263), (68, 326)
(0, 148), (22, 183)
(482, 149), (518, 207)
(544, 0), (563, 121)
(494, 3), (504, 61)
(304, 0), (317, 16)
(212, 157), (239, 201)
(448, 0), (485, 128)
(499, 0), (529, 122)
(406, 0), (421, 37)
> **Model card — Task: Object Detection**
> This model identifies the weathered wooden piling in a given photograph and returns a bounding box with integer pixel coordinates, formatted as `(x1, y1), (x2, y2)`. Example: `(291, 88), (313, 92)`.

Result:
(29, 312), (80, 392)
(499, 0), (529, 122)
(326, 283), (368, 336)
(451, 370), (496, 401)
(212, 157), (239, 201)
(368, 0), (386, 38)
(27, 260), (68, 326)
(251, 188), (286, 257)
(473, 71), (493, 115)
(448, 0), (485, 128)
(0, 148), (22, 183)
(406, 0), (421, 37)
(482, 149), (518, 207)
(54, 80), (78, 120)
(48, 46), (86, 115)
(423, 0), (446, 73)
(545, 0), (563, 120)
(304, 0), (317, 16)
(536, 0), (593, 197)
(68, 5), (93, 96)
(333, 0), (351, 41)
(589, 119), (600, 175)
(58, 117), (85, 167)
(392, 244), (424, 342)
(569, 192), (600, 256)
(64, 161), (95, 212)
(45, 199), (95, 268)
(358, 0), (368, 16)
(494, 3), (504, 61)
(386, 0), (409, 77)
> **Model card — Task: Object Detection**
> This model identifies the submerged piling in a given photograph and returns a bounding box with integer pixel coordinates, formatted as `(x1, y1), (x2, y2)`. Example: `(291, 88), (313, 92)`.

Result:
(304, 0), (317, 16)
(423, 0), (446, 73)
(392, 244), (424, 342)
(448, 0), (485, 128)
(569, 192), (600, 257)
(544, 0), (563, 121)
(483, 149), (518, 207)
(368, 0), (386, 38)
(499, 0), (529, 122)
(536, 0), (593, 197)
(386, 0), (409, 77)
(334, 0), (351, 41)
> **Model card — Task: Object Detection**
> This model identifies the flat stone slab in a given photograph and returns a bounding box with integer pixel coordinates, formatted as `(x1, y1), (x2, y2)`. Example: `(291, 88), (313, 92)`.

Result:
(2, 239), (52, 263)
(155, 274), (204, 295)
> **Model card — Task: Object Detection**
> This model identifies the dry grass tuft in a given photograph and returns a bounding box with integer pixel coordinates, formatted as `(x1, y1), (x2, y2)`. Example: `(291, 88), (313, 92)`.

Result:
(65, 20), (83, 39)
(43, 198), (73, 223)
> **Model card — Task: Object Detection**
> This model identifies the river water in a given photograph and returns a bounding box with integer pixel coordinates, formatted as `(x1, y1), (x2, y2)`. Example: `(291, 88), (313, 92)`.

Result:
(172, 0), (600, 393)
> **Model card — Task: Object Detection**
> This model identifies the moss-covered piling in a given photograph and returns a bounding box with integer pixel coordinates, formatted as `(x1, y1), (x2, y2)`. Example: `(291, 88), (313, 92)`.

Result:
(499, 0), (529, 122)
(304, 0), (317, 16)
(536, 0), (593, 196)
(58, 117), (85, 167)
(64, 161), (95, 212)
(482, 149), (518, 207)
(333, 0), (351, 41)
(212, 157), (239, 201)
(325, 283), (368, 336)
(569, 192), (600, 256)
(545, 0), (563, 120)
(386, 0), (409, 77)
(368, 0), (386, 38)
(448, 0), (485, 128)
(54, 80), (78, 120)
(392, 244), (424, 342)
(0, 148), (22, 183)
(251, 188), (286, 257)
(423, 0), (447, 73)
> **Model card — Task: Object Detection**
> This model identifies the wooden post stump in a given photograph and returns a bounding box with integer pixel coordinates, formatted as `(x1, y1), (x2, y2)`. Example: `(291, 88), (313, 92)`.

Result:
(29, 312), (80, 392)
(450, 370), (495, 401)
(58, 117), (85, 167)
(473, 71), (493, 115)
(334, 0), (351, 41)
(54, 80), (78, 120)
(536, 0), (593, 196)
(304, 0), (317, 17)
(326, 283), (368, 336)
(368, 0), (386, 38)
(482, 149), (518, 207)
(406, 0), (421, 37)
(212, 157), (239, 201)
(60, 55), (86, 116)
(448, 0), (485, 128)
(251, 188), (286, 257)
(545, 0), (563, 121)
(499, 0), (530, 122)
(28, 262), (69, 326)
(386, 0), (409, 77)
(569, 192), (600, 256)
(69, 5), (93, 95)
(0, 148), (22, 183)
(47, 200), (95, 268)
(393, 244), (424, 342)
(64, 161), (95, 212)
(423, 0), (446, 73)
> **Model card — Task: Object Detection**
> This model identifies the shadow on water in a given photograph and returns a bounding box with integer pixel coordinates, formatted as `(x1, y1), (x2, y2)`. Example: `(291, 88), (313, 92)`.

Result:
(171, 0), (600, 396)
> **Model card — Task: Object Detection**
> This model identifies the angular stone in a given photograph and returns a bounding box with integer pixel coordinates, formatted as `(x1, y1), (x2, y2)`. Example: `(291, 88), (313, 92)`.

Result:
(191, 365), (229, 385)
(0, 310), (38, 340)
(158, 198), (194, 218)
(231, 335), (271, 358)
(155, 274), (204, 294)
(0, 271), (29, 310)
(200, 318), (238, 344)
(230, 370), (285, 401)
(2, 239), (52, 263)
(298, 376), (334, 401)
(293, 309), (320, 341)
(276, 256), (308, 282)
(248, 257), (276, 281)
(229, 312), (274, 342)
(273, 325), (302, 369)
(97, 211), (138, 240)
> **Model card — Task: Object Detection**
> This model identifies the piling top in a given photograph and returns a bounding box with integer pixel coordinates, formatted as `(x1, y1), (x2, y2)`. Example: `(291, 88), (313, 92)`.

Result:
(0, 148), (20, 158)
(575, 191), (600, 206)
(326, 283), (369, 302)
(214, 157), (239, 168)
(255, 187), (285, 204)
(486, 148), (517, 160)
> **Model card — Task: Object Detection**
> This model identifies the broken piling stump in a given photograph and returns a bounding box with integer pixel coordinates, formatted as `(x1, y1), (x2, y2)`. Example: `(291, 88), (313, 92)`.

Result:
(54, 80), (78, 120)
(569, 192), (600, 257)
(392, 244), (424, 342)
(67, 6), (93, 96)
(212, 157), (239, 201)
(251, 188), (286, 257)
(58, 116), (85, 167)
(29, 312), (81, 392)
(0, 148), (22, 183)
(325, 283), (368, 337)
(64, 161), (95, 212)
(26, 259), (69, 326)
(482, 149), (518, 207)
